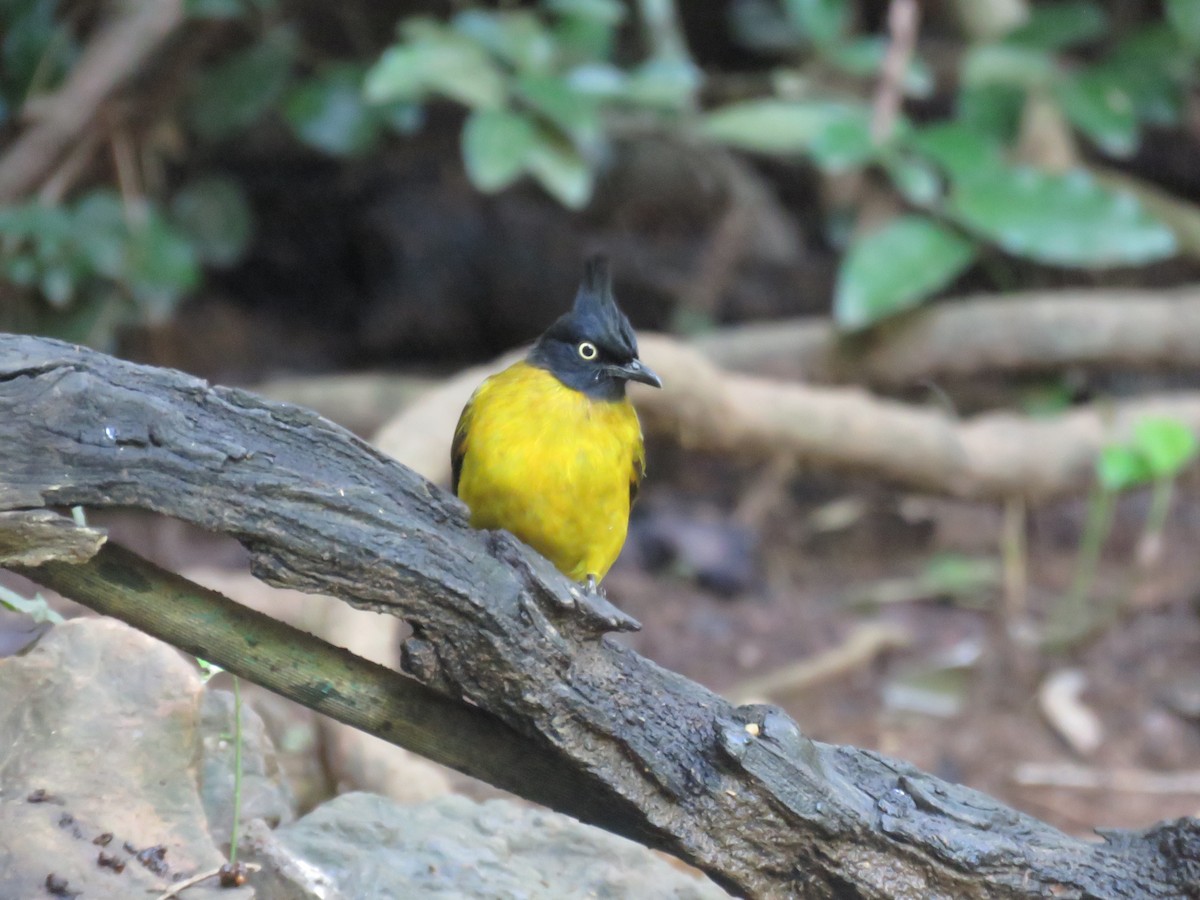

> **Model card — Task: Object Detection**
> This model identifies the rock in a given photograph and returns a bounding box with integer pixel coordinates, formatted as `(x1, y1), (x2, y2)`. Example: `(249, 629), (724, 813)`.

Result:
(247, 792), (728, 899)
(0, 618), (290, 899)
(182, 565), (456, 804)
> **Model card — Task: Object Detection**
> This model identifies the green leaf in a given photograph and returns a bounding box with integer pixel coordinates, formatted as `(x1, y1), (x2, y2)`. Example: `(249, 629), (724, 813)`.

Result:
(453, 10), (554, 73)
(949, 167), (1177, 267)
(72, 190), (128, 278)
(1055, 66), (1138, 157)
(884, 156), (941, 206)
(1166, 0), (1200, 54)
(3, 254), (37, 286)
(1005, 1), (1107, 51)
(170, 176), (254, 268)
(196, 657), (226, 683)
(365, 33), (507, 110)
(564, 62), (626, 98)
(285, 65), (380, 156)
(39, 265), (74, 307)
(363, 46), (424, 103)
(782, 0), (849, 47)
(808, 113), (878, 170)
(462, 108), (537, 191)
(525, 129), (593, 208)
(834, 215), (976, 330)
(621, 58), (700, 110)
(183, 0), (249, 19)
(702, 100), (876, 169)
(1, 0), (77, 100)
(544, 0), (626, 24)
(1105, 25), (1186, 126)
(961, 43), (1055, 91)
(125, 213), (200, 320)
(908, 122), (1001, 181)
(1020, 381), (1074, 417)
(189, 27), (297, 140)
(826, 37), (934, 98)
(1097, 445), (1151, 491)
(515, 72), (599, 135)
(957, 84), (1025, 141)
(1133, 417), (1199, 478)
(549, 12), (617, 63)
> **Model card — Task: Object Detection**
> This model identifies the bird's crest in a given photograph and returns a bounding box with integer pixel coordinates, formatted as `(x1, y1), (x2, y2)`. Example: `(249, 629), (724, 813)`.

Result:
(570, 256), (637, 358)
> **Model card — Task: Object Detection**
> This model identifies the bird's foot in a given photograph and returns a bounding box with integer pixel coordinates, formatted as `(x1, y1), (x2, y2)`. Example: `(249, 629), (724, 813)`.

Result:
(565, 573), (639, 634)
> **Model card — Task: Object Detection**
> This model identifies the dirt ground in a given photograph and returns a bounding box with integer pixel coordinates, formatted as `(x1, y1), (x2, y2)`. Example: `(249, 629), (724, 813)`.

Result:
(611, 445), (1200, 837)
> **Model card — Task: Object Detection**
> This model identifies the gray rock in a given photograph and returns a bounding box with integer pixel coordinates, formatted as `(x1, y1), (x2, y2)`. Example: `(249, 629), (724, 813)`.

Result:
(247, 791), (728, 899)
(0, 618), (289, 899)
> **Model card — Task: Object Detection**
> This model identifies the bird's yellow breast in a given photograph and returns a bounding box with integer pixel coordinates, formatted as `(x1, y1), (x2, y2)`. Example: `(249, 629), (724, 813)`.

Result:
(454, 361), (645, 582)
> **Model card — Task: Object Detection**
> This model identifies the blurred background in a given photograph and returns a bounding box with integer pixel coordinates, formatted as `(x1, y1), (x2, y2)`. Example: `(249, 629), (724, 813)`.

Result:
(3, 0), (1200, 843)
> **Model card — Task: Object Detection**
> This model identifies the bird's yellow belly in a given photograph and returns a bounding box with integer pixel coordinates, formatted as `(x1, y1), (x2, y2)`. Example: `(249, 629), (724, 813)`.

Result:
(456, 364), (642, 582)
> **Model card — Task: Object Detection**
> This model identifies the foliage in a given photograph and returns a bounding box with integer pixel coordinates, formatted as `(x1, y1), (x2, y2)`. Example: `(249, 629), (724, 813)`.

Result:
(834, 215), (975, 329)
(2, 0), (1198, 342)
(705, 0), (1192, 330)
(1097, 417), (1200, 492)
(0, 2), (254, 348)
(362, 1), (698, 207)
(0, 0), (78, 127)
(0, 184), (250, 349)
(1052, 417), (1200, 645)
(183, 1), (698, 210)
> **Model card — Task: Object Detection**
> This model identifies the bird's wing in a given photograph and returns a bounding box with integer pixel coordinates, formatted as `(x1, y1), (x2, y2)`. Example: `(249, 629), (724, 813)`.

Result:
(451, 396), (473, 496)
(629, 436), (645, 506)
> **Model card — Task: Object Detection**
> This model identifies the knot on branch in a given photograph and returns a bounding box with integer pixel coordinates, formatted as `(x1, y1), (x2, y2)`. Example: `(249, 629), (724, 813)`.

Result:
(400, 631), (462, 698)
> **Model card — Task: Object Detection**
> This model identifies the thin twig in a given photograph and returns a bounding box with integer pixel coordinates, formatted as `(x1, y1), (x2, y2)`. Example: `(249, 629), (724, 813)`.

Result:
(0, 0), (184, 202)
(871, 0), (920, 144)
(730, 623), (910, 703)
(228, 675), (244, 866)
(1013, 762), (1200, 795)
(1002, 496), (1027, 628)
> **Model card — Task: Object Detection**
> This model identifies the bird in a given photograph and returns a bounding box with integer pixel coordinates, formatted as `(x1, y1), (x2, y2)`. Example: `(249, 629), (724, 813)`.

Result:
(451, 256), (662, 587)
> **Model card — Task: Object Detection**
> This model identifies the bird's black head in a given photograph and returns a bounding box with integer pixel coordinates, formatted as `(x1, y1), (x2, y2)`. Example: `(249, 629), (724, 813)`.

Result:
(528, 257), (662, 401)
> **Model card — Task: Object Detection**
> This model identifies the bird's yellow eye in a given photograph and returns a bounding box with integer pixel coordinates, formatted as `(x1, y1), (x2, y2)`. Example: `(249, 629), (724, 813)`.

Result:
(578, 341), (598, 360)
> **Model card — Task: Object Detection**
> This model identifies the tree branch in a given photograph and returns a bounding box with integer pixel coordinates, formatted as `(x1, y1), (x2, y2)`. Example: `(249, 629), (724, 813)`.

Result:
(2, 333), (1197, 898)
(694, 287), (1200, 386)
(375, 332), (1200, 502)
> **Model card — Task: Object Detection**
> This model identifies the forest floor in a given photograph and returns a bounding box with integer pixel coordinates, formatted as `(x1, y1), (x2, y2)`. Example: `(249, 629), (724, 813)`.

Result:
(613, 444), (1200, 835)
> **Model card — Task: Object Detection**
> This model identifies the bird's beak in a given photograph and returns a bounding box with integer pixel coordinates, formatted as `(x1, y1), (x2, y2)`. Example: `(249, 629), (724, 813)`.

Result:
(614, 358), (663, 389)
